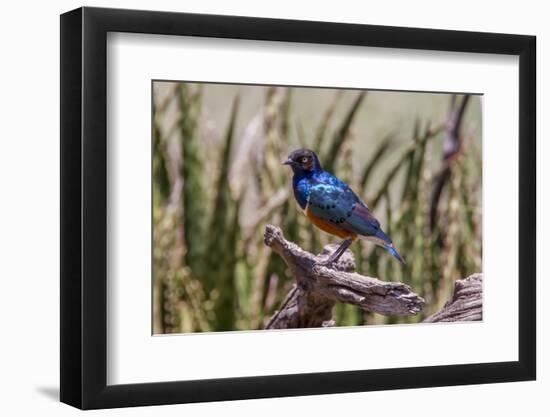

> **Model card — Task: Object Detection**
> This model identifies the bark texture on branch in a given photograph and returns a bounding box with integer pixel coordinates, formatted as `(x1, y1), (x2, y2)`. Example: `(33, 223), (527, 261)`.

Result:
(423, 273), (482, 323)
(264, 225), (425, 329)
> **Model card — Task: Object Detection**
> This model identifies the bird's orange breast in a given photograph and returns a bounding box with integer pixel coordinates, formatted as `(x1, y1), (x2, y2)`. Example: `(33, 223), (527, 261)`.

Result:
(306, 207), (357, 240)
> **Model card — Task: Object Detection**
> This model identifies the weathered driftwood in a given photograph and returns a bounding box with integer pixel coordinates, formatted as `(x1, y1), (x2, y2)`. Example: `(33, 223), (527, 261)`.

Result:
(264, 225), (425, 329)
(423, 273), (482, 323)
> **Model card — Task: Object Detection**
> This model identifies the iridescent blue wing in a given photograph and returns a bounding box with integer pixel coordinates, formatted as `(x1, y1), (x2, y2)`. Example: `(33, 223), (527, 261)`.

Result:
(308, 179), (380, 237)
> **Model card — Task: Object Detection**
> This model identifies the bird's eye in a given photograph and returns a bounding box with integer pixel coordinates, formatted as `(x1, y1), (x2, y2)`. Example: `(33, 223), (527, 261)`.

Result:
(301, 157), (308, 163)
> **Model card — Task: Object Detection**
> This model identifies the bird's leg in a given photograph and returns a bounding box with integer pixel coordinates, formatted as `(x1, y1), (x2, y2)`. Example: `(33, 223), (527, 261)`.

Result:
(316, 238), (354, 267)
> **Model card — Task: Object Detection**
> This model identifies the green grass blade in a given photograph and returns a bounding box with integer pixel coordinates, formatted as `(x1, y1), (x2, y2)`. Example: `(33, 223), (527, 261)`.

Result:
(178, 84), (205, 275)
(323, 91), (366, 172)
(208, 95), (240, 331)
(359, 134), (394, 192)
(313, 90), (343, 153)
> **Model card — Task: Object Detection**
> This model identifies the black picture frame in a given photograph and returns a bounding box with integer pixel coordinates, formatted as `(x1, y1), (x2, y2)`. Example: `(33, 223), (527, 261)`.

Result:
(60, 6), (536, 410)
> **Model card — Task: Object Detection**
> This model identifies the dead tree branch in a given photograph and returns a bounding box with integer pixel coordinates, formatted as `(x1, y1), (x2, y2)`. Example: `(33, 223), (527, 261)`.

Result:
(423, 273), (482, 323)
(263, 225), (425, 329)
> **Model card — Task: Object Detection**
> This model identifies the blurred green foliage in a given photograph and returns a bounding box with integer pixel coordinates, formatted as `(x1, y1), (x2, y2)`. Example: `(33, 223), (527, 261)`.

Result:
(152, 82), (482, 333)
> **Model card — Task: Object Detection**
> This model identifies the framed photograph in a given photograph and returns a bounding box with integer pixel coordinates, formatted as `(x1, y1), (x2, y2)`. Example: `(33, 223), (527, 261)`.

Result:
(60, 6), (536, 409)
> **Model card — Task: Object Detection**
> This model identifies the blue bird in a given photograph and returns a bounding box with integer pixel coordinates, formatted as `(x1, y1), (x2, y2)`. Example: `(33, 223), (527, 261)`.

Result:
(283, 148), (405, 266)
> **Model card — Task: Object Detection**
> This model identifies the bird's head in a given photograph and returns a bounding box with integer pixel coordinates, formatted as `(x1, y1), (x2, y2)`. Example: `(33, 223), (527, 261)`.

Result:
(283, 149), (322, 175)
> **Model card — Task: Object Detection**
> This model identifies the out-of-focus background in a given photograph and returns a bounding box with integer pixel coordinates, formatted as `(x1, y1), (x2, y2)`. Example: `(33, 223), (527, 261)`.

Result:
(152, 81), (482, 334)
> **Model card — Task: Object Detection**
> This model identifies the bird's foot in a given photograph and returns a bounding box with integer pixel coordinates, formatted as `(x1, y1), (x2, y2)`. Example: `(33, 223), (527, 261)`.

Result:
(314, 238), (353, 268)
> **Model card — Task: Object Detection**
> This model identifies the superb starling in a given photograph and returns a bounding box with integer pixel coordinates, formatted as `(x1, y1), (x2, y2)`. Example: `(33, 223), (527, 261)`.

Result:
(283, 148), (405, 266)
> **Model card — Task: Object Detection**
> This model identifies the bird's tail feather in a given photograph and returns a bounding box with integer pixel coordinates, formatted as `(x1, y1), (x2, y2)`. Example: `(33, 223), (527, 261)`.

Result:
(383, 243), (406, 264)
(362, 229), (406, 264)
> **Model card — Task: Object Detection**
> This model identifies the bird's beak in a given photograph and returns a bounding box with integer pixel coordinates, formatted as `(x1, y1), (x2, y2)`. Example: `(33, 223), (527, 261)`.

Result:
(282, 158), (293, 166)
